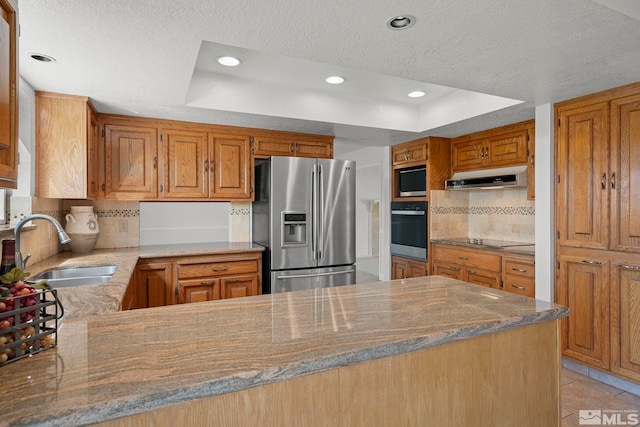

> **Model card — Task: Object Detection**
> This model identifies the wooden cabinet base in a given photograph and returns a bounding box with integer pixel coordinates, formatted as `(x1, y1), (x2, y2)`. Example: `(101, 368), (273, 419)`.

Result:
(96, 321), (561, 427)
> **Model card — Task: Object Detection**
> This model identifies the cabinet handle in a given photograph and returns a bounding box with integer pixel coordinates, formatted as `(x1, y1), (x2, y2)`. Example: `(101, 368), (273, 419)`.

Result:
(511, 284), (526, 290)
(611, 172), (616, 190)
(601, 173), (607, 189)
(511, 267), (527, 273)
(290, 144), (294, 153)
(204, 159), (209, 172)
(581, 260), (602, 265)
(296, 145), (300, 154)
(450, 266), (460, 271)
(458, 256), (468, 261)
(618, 264), (640, 270)
(530, 154), (535, 167)
(212, 266), (228, 272)
(153, 156), (157, 170)
(200, 280), (216, 285)
(468, 270), (476, 274)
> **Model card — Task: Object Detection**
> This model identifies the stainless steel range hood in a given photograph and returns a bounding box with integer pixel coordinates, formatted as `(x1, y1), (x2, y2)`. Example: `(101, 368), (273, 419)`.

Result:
(445, 166), (528, 190)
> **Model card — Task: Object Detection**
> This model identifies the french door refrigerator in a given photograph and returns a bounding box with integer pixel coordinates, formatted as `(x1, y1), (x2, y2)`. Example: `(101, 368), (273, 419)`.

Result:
(253, 156), (356, 293)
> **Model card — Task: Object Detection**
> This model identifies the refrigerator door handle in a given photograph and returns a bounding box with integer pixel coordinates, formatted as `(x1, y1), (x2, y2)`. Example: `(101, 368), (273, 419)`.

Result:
(311, 164), (318, 260)
(276, 269), (353, 280)
(318, 163), (324, 260)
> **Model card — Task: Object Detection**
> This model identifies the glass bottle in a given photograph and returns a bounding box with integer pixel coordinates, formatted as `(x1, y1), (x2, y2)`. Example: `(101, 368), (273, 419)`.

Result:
(0, 239), (16, 274)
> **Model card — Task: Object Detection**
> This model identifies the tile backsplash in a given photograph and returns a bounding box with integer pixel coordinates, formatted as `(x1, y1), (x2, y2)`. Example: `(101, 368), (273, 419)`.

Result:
(430, 188), (535, 243)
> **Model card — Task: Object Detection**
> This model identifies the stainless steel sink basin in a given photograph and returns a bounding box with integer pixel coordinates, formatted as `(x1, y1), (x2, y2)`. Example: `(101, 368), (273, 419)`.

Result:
(31, 264), (118, 288)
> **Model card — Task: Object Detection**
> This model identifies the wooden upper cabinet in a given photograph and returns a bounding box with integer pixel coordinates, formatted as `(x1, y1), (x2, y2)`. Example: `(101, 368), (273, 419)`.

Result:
(610, 93), (640, 253)
(36, 92), (99, 199)
(392, 141), (428, 166)
(210, 134), (252, 199)
(556, 101), (609, 250)
(252, 135), (333, 159)
(163, 129), (208, 199)
(103, 122), (158, 200)
(0, 0), (18, 189)
(451, 121), (531, 173)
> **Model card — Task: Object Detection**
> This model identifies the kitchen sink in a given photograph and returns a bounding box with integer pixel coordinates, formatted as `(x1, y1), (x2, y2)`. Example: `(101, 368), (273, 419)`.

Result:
(30, 264), (118, 288)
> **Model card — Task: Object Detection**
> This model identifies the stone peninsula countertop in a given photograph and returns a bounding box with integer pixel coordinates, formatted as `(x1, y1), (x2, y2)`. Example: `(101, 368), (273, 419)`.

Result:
(1, 269), (567, 426)
(22, 242), (265, 321)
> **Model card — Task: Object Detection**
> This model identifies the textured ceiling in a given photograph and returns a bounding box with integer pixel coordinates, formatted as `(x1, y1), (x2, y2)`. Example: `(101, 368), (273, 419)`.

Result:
(18, 0), (640, 154)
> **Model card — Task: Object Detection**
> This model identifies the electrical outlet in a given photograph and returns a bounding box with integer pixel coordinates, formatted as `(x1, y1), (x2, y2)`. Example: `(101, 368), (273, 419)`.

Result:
(119, 220), (128, 233)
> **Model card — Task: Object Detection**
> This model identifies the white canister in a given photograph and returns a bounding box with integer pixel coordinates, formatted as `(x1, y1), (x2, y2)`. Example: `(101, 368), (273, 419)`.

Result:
(65, 206), (100, 253)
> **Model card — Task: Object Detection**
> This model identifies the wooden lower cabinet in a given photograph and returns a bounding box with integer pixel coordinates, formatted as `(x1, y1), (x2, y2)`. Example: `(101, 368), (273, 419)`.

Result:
(176, 252), (261, 304)
(611, 263), (640, 382)
(392, 256), (428, 280)
(431, 244), (535, 296)
(125, 252), (262, 309)
(557, 254), (610, 370)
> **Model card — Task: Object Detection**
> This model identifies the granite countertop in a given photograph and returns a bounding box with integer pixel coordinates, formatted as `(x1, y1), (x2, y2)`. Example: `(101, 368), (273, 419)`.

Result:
(22, 242), (265, 321)
(431, 238), (535, 256)
(1, 270), (567, 426)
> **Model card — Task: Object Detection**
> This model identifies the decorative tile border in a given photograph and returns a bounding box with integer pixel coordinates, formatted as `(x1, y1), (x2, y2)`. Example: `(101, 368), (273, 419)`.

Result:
(432, 206), (535, 215)
(230, 208), (250, 216)
(94, 209), (140, 218)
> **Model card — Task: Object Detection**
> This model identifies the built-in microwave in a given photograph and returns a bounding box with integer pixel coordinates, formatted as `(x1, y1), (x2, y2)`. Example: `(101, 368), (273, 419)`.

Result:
(396, 165), (426, 197)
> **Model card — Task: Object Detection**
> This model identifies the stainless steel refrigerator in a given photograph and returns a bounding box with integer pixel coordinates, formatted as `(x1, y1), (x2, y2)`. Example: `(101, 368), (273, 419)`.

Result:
(253, 156), (356, 293)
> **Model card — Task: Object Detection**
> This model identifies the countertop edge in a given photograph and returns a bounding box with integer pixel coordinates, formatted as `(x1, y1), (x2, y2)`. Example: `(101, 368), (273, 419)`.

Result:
(46, 305), (569, 427)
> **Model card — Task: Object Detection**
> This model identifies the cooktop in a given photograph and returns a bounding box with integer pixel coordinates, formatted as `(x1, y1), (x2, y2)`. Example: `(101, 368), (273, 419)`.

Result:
(435, 237), (533, 249)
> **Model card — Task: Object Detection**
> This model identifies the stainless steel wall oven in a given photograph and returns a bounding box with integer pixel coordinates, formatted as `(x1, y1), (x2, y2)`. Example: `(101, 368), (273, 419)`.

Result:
(390, 201), (427, 260)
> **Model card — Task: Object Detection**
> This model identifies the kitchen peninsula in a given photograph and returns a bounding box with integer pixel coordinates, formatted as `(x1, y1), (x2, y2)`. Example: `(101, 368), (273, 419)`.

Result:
(1, 248), (568, 427)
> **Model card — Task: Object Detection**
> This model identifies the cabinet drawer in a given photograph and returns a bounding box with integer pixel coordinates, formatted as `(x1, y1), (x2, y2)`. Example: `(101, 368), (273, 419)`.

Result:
(503, 275), (535, 298)
(431, 245), (501, 272)
(177, 259), (259, 279)
(504, 259), (535, 278)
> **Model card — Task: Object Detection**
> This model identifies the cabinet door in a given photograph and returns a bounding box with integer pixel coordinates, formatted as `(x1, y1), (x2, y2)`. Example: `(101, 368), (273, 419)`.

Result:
(451, 139), (485, 172)
(392, 257), (409, 280)
(465, 268), (501, 289)
(503, 275), (535, 298)
(295, 140), (333, 158)
(527, 124), (535, 200)
(36, 93), (91, 198)
(178, 279), (220, 304)
(210, 134), (251, 199)
(392, 142), (426, 165)
(557, 255), (609, 369)
(87, 108), (100, 199)
(432, 261), (463, 280)
(0, 3), (17, 189)
(611, 263), (640, 381)
(221, 275), (258, 299)
(408, 260), (427, 278)
(610, 94), (640, 253)
(252, 136), (294, 157)
(485, 130), (528, 167)
(556, 102), (609, 249)
(163, 129), (208, 198)
(135, 262), (173, 308)
(104, 124), (158, 199)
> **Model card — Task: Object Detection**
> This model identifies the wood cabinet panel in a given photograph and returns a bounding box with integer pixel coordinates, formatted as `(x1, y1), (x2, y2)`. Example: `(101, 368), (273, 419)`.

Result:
(295, 140), (332, 158)
(103, 123), (158, 199)
(431, 261), (463, 280)
(431, 245), (501, 272)
(36, 92), (98, 199)
(251, 135), (333, 159)
(163, 129), (208, 198)
(391, 256), (428, 280)
(392, 141), (428, 165)
(503, 255), (535, 297)
(179, 279), (220, 304)
(221, 275), (259, 299)
(252, 136), (293, 157)
(451, 139), (485, 171)
(210, 134), (251, 199)
(485, 130), (528, 167)
(465, 268), (501, 289)
(135, 262), (173, 308)
(610, 93), (640, 253)
(557, 255), (610, 369)
(611, 263), (640, 381)
(556, 102), (609, 250)
(0, 0), (17, 188)
(527, 123), (535, 200)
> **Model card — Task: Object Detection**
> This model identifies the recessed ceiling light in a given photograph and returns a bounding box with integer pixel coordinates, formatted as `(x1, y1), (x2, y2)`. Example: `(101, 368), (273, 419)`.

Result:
(408, 91), (426, 98)
(386, 15), (416, 30)
(29, 53), (56, 63)
(326, 76), (345, 84)
(217, 56), (241, 66)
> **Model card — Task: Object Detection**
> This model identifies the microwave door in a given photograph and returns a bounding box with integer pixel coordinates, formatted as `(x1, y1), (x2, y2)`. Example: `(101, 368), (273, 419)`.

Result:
(398, 166), (427, 197)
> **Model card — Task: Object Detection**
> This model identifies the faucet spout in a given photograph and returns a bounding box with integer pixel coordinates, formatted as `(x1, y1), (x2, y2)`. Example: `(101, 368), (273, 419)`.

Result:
(14, 214), (71, 270)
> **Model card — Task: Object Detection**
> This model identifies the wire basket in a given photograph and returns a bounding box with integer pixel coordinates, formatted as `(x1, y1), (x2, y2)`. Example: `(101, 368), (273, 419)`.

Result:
(0, 287), (63, 366)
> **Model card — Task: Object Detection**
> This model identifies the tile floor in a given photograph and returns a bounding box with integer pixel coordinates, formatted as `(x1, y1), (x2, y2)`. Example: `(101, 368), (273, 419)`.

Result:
(562, 368), (640, 426)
